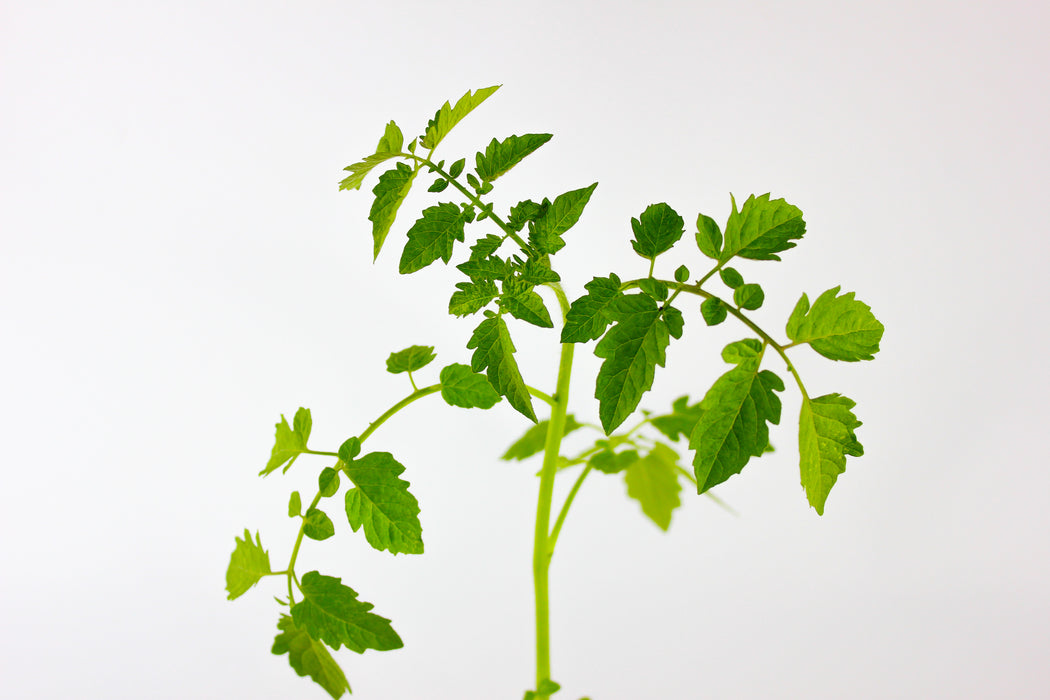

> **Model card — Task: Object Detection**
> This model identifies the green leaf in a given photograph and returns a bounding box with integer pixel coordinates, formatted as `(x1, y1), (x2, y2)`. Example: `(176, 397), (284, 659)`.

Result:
(516, 258), (561, 285)
(272, 614), (352, 699)
(261, 407), (312, 476)
(700, 297), (727, 326)
(368, 162), (415, 260)
(674, 265), (690, 283)
(720, 193), (805, 262)
(508, 199), (548, 232)
(427, 178), (449, 193)
(385, 345), (437, 374)
(799, 393), (864, 515)
(625, 443), (682, 531)
(376, 120), (403, 154)
(475, 133), (553, 182)
(650, 396), (703, 442)
(561, 274), (623, 343)
(340, 152), (401, 192)
(733, 283), (765, 310)
(695, 213), (723, 259)
(500, 286), (553, 328)
(226, 529), (272, 600)
(449, 280), (498, 316)
(343, 452), (424, 555)
(470, 234), (504, 260)
(398, 202), (467, 274)
(502, 415), (584, 461)
(421, 85), (501, 150)
(338, 437), (361, 462)
(303, 508), (335, 541)
(785, 287), (884, 361)
(594, 294), (676, 434)
(689, 340), (784, 493)
(448, 158), (466, 179)
(630, 203), (685, 259)
(588, 448), (639, 474)
(291, 571), (403, 653)
(719, 267), (744, 289)
(288, 491), (302, 517)
(439, 363), (501, 409)
(638, 277), (669, 301)
(319, 468), (340, 498)
(467, 314), (537, 422)
(457, 256), (510, 282)
(529, 183), (599, 254)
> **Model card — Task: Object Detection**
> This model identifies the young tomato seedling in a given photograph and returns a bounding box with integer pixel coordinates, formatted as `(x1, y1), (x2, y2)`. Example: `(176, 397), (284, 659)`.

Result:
(225, 85), (885, 699)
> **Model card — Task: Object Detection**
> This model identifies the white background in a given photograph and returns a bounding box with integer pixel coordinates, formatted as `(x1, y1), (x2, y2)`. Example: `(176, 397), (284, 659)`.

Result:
(3, 1), (1048, 698)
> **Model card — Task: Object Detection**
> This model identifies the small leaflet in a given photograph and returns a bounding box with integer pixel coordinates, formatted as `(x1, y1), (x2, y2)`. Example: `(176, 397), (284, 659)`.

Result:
(439, 363), (501, 409)
(733, 283), (765, 310)
(375, 120), (403, 154)
(318, 468), (340, 498)
(700, 297), (727, 326)
(561, 274), (623, 343)
(719, 193), (806, 262)
(449, 280), (498, 316)
(225, 529), (272, 600)
(303, 508), (336, 541)
(272, 614), (352, 699)
(260, 407), (313, 476)
(630, 202), (685, 260)
(785, 286), (884, 362)
(588, 448), (639, 474)
(368, 163), (415, 260)
(719, 267), (744, 289)
(385, 345), (437, 374)
(695, 212), (723, 259)
(421, 85), (501, 150)
(650, 396), (704, 442)
(399, 202), (468, 274)
(528, 183), (599, 254)
(343, 452), (424, 555)
(475, 133), (553, 182)
(501, 415), (584, 461)
(798, 393), (864, 515)
(624, 443), (682, 531)
(290, 571), (404, 653)
(467, 313), (537, 422)
(288, 491), (302, 517)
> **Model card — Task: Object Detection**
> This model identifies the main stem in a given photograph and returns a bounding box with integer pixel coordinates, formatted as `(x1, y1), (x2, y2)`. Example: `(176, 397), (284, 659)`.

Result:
(533, 285), (574, 697)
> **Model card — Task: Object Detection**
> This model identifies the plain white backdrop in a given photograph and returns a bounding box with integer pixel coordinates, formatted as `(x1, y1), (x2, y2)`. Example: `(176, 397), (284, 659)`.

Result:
(3, 1), (1048, 698)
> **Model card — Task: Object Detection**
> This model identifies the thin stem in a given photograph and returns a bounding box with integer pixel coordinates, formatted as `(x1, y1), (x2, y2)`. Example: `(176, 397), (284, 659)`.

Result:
(528, 386), (556, 407)
(548, 464), (593, 553)
(286, 491), (323, 604)
(359, 384), (443, 443)
(674, 465), (740, 516)
(303, 449), (339, 458)
(407, 371), (419, 392)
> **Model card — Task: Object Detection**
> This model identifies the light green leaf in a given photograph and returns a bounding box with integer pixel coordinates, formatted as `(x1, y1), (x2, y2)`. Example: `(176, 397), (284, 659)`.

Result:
(318, 468), (340, 498)
(369, 162), (415, 260)
(561, 274), (623, 343)
(785, 286), (884, 361)
(340, 152), (400, 192)
(630, 203), (685, 260)
(501, 415), (584, 461)
(385, 345), (437, 374)
(719, 267), (744, 289)
(226, 529), (272, 600)
(439, 363), (501, 409)
(733, 283), (764, 310)
(467, 314), (537, 422)
(376, 120), (403, 154)
(449, 280), (498, 316)
(272, 614), (352, 699)
(291, 571), (403, 653)
(650, 396), (704, 442)
(343, 452), (423, 555)
(529, 183), (598, 254)
(261, 407), (312, 476)
(457, 256), (511, 282)
(421, 85), (501, 150)
(288, 491), (302, 517)
(625, 443), (683, 531)
(799, 393), (864, 515)
(399, 202), (467, 274)
(700, 297), (727, 326)
(501, 287), (553, 329)
(689, 340), (784, 492)
(303, 508), (335, 541)
(589, 448), (639, 474)
(475, 133), (553, 182)
(720, 193), (805, 262)
(695, 212), (723, 259)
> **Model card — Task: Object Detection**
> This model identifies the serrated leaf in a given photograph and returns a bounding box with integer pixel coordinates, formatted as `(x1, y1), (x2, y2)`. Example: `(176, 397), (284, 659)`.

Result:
(508, 199), (548, 232)
(689, 340), (784, 492)
(421, 85), (500, 150)
(734, 283), (764, 310)
(439, 363), (501, 409)
(700, 297), (727, 326)
(272, 615), (352, 699)
(288, 491), (302, 517)
(340, 152), (401, 192)
(529, 183), (598, 254)
(369, 162), (415, 259)
(343, 452), (423, 555)
(470, 234), (504, 260)
(467, 314), (537, 422)
(594, 294), (676, 434)
(291, 571), (403, 653)
(261, 407), (312, 476)
(501, 287), (553, 328)
(427, 178), (449, 193)
(516, 258), (561, 285)
(399, 202), (467, 274)
(457, 256), (510, 282)
(720, 193), (805, 262)
(650, 396), (704, 442)
(376, 120), (403, 154)
(385, 345), (437, 374)
(625, 443), (682, 531)
(630, 203), (685, 259)
(449, 280), (498, 316)
(799, 393), (864, 515)
(501, 415), (584, 461)
(785, 287), (884, 361)
(561, 274), (623, 343)
(475, 133), (553, 182)
(303, 508), (335, 541)
(696, 213), (723, 259)
(226, 529), (272, 600)
(319, 468), (340, 498)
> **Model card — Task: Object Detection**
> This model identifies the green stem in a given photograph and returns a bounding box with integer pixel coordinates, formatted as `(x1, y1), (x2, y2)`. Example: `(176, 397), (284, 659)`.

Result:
(528, 386), (556, 407)
(359, 384), (443, 443)
(548, 464), (593, 553)
(286, 491), (323, 603)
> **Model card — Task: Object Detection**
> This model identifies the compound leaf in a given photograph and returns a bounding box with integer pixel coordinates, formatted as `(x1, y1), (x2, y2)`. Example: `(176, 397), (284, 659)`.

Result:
(291, 571), (403, 653)
(399, 202), (467, 274)
(467, 314), (537, 422)
(439, 363), (501, 409)
(261, 407), (312, 476)
(561, 274), (623, 343)
(625, 443), (682, 531)
(422, 85), (501, 150)
(502, 415), (584, 461)
(720, 193), (805, 262)
(226, 529), (271, 600)
(369, 162), (415, 260)
(475, 133), (553, 182)
(343, 452), (423, 555)
(630, 203), (685, 260)
(385, 345), (437, 374)
(272, 615), (352, 699)
(529, 183), (598, 254)
(786, 287), (884, 362)
(799, 393), (864, 515)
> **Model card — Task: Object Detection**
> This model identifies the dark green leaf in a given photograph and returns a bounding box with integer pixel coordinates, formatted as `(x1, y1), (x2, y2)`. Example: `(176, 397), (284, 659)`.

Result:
(457, 256), (510, 282)
(338, 437), (361, 462)
(502, 416), (584, 461)
(399, 202), (467, 274)
(689, 340), (784, 493)
(719, 267), (744, 289)
(674, 265), (690, 283)
(720, 193), (805, 262)
(449, 280), (498, 316)
(516, 258), (561, 285)
(448, 158), (466, 179)
(427, 178), (449, 193)
(421, 85), (500, 150)
(501, 287), (553, 328)
(799, 393), (864, 515)
(439, 363), (501, 409)
(508, 199), (548, 232)
(272, 615), (352, 699)
(589, 448), (639, 474)
(700, 297), (727, 326)
(261, 407), (312, 476)
(226, 529), (271, 600)
(291, 571), (403, 653)
(638, 277), (669, 301)
(343, 452), (424, 555)
(385, 345), (437, 374)
(368, 163), (415, 260)
(470, 234), (504, 260)
(467, 314), (537, 422)
(303, 508), (335, 541)
(475, 133), (553, 182)
(630, 203), (685, 259)
(695, 213), (723, 259)
(288, 491), (302, 517)
(529, 183), (598, 254)
(650, 396), (704, 442)
(319, 468), (340, 498)
(625, 443), (682, 531)
(785, 287), (884, 361)
(561, 274), (623, 343)
(733, 283), (765, 310)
